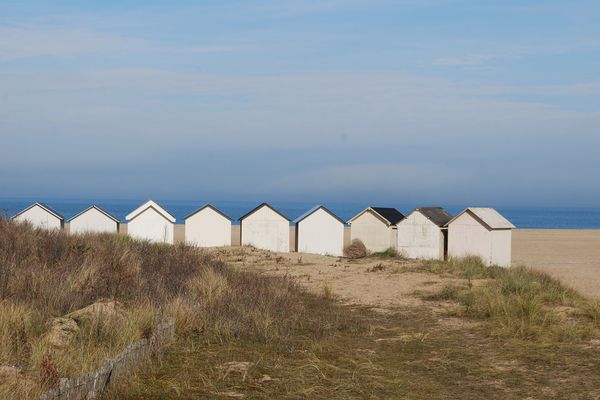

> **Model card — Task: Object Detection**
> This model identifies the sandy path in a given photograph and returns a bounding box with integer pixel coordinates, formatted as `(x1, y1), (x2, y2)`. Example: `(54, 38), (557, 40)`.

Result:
(513, 229), (600, 299)
(210, 229), (600, 308)
(213, 248), (468, 312)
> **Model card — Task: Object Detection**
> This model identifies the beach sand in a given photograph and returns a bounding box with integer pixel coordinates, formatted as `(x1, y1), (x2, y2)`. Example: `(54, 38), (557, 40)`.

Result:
(214, 247), (462, 312)
(513, 229), (600, 299)
(178, 226), (600, 300)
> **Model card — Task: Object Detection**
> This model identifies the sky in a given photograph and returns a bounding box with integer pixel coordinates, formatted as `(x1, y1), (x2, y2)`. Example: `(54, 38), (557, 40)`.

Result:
(1, 0), (599, 206)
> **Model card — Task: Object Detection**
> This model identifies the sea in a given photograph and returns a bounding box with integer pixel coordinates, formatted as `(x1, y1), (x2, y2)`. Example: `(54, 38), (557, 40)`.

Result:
(1, 198), (600, 229)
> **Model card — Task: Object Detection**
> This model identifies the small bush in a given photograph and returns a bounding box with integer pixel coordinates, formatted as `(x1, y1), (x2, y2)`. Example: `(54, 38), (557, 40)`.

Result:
(371, 247), (398, 258)
(367, 263), (386, 273)
(344, 239), (367, 259)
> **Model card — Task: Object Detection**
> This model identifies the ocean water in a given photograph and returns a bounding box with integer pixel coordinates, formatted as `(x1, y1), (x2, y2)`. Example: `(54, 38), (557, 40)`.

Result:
(1, 198), (600, 229)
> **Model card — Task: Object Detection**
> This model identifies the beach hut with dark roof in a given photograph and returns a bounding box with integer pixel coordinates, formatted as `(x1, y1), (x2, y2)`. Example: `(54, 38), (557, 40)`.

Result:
(397, 207), (453, 260)
(184, 204), (232, 247)
(68, 205), (119, 234)
(445, 207), (515, 267)
(294, 205), (345, 256)
(347, 207), (404, 252)
(239, 203), (290, 253)
(125, 200), (176, 244)
(12, 202), (64, 230)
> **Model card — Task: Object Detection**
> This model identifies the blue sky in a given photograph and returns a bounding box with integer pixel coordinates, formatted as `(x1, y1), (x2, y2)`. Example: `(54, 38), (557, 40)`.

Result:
(1, 0), (599, 206)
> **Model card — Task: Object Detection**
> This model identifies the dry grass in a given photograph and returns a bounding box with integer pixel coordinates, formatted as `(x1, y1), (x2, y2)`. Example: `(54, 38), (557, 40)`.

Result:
(0, 217), (321, 397)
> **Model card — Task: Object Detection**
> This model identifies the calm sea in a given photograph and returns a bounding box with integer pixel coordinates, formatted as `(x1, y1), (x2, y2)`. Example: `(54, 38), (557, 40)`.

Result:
(1, 198), (599, 229)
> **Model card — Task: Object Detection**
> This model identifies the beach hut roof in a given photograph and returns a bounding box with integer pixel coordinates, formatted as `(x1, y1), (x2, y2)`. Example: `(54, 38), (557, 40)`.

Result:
(293, 205), (345, 225)
(67, 205), (120, 223)
(125, 200), (176, 223)
(445, 207), (515, 230)
(414, 207), (454, 227)
(238, 203), (290, 222)
(184, 204), (232, 221)
(348, 207), (404, 226)
(12, 202), (64, 221)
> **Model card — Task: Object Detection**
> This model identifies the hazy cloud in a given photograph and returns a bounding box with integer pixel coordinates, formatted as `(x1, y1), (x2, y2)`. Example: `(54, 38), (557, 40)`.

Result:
(1, 1), (599, 205)
(433, 54), (496, 66)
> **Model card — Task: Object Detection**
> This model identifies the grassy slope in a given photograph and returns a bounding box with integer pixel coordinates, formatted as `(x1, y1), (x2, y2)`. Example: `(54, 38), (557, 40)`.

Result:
(1, 219), (600, 399)
(108, 258), (600, 399)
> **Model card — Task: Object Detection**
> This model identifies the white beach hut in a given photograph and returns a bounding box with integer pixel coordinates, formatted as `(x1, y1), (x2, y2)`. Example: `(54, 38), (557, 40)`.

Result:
(125, 200), (176, 244)
(445, 207), (515, 267)
(68, 205), (119, 234)
(348, 207), (404, 252)
(294, 205), (345, 256)
(396, 207), (453, 260)
(239, 203), (290, 253)
(12, 203), (64, 230)
(184, 204), (232, 247)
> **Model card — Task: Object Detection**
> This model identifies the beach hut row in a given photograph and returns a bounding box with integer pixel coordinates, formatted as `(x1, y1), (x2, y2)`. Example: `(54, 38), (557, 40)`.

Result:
(11, 201), (515, 266)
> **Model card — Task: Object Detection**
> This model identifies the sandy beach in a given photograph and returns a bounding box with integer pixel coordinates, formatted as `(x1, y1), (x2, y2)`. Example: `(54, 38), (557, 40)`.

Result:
(513, 229), (600, 299)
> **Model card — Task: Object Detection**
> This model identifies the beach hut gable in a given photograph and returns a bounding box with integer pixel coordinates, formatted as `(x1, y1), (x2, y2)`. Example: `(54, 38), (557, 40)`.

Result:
(239, 203), (290, 222)
(445, 208), (515, 231)
(68, 205), (119, 223)
(12, 202), (64, 222)
(184, 204), (232, 221)
(68, 205), (119, 234)
(125, 200), (176, 223)
(348, 207), (404, 226)
(416, 207), (453, 228)
(294, 205), (345, 225)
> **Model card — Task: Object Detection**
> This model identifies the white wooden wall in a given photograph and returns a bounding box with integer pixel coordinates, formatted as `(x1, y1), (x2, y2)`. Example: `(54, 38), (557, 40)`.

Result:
(350, 210), (395, 252)
(70, 208), (118, 234)
(397, 212), (444, 259)
(13, 206), (62, 230)
(185, 208), (231, 247)
(296, 208), (344, 256)
(447, 212), (512, 267)
(127, 209), (174, 244)
(241, 207), (289, 252)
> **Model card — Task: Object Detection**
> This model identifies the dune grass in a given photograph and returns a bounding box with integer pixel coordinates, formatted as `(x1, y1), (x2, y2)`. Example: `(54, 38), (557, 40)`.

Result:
(422, 257), (600, 341)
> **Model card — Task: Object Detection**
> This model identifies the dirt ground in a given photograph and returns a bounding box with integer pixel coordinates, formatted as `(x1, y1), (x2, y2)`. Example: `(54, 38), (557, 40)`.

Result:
(513, 229), (600, 299)
(211, 228), (600, 307)
(213, 247), (466, 312)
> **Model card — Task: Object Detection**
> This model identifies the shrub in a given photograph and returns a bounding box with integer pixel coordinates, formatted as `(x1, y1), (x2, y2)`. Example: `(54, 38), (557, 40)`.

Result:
(371, 247), (398, 258)
(343, 239), (367, 259)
